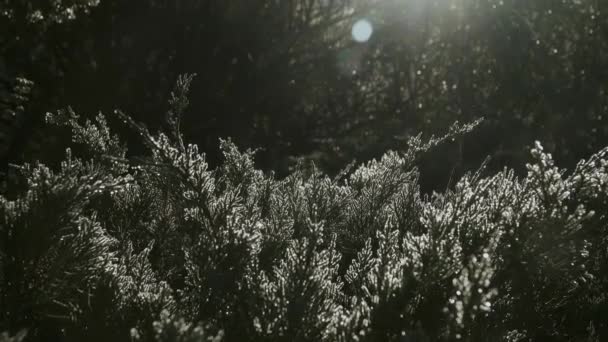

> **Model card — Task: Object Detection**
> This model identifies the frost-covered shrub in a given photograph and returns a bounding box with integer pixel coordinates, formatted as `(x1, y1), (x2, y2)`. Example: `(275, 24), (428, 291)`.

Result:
(1, 76), (607, 341)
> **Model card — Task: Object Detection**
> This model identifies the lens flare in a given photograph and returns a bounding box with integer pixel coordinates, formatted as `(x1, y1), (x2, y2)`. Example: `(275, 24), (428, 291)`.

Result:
(352, 19), (373, 43)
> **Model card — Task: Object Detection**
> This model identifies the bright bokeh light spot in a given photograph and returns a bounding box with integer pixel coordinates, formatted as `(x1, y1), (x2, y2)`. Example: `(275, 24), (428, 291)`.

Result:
(352, 19), (373, 43)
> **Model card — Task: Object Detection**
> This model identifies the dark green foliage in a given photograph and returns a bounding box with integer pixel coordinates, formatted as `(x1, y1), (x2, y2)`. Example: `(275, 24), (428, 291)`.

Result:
(3, 0), (608, 340)
(2, 79), (608, 341)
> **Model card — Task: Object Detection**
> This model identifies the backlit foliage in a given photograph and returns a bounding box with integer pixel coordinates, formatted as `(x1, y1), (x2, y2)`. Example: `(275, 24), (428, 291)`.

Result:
(1, 77), (607, 341)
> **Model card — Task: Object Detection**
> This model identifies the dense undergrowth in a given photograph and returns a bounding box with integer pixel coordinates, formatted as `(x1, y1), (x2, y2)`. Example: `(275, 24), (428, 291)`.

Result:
(1, 77), (608, 342)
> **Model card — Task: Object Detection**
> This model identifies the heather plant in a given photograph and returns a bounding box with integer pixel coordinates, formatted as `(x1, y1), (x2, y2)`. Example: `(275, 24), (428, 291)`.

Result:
(1, 76), (607, 342)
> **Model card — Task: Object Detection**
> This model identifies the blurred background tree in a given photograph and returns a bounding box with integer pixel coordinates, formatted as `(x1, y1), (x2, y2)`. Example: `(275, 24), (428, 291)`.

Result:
(2, 0), (608, 191)
(0, 0), (100, 175)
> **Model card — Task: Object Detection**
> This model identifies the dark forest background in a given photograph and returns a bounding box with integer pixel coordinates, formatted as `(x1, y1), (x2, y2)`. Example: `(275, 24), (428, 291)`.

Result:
(2, 0), (607, 189)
